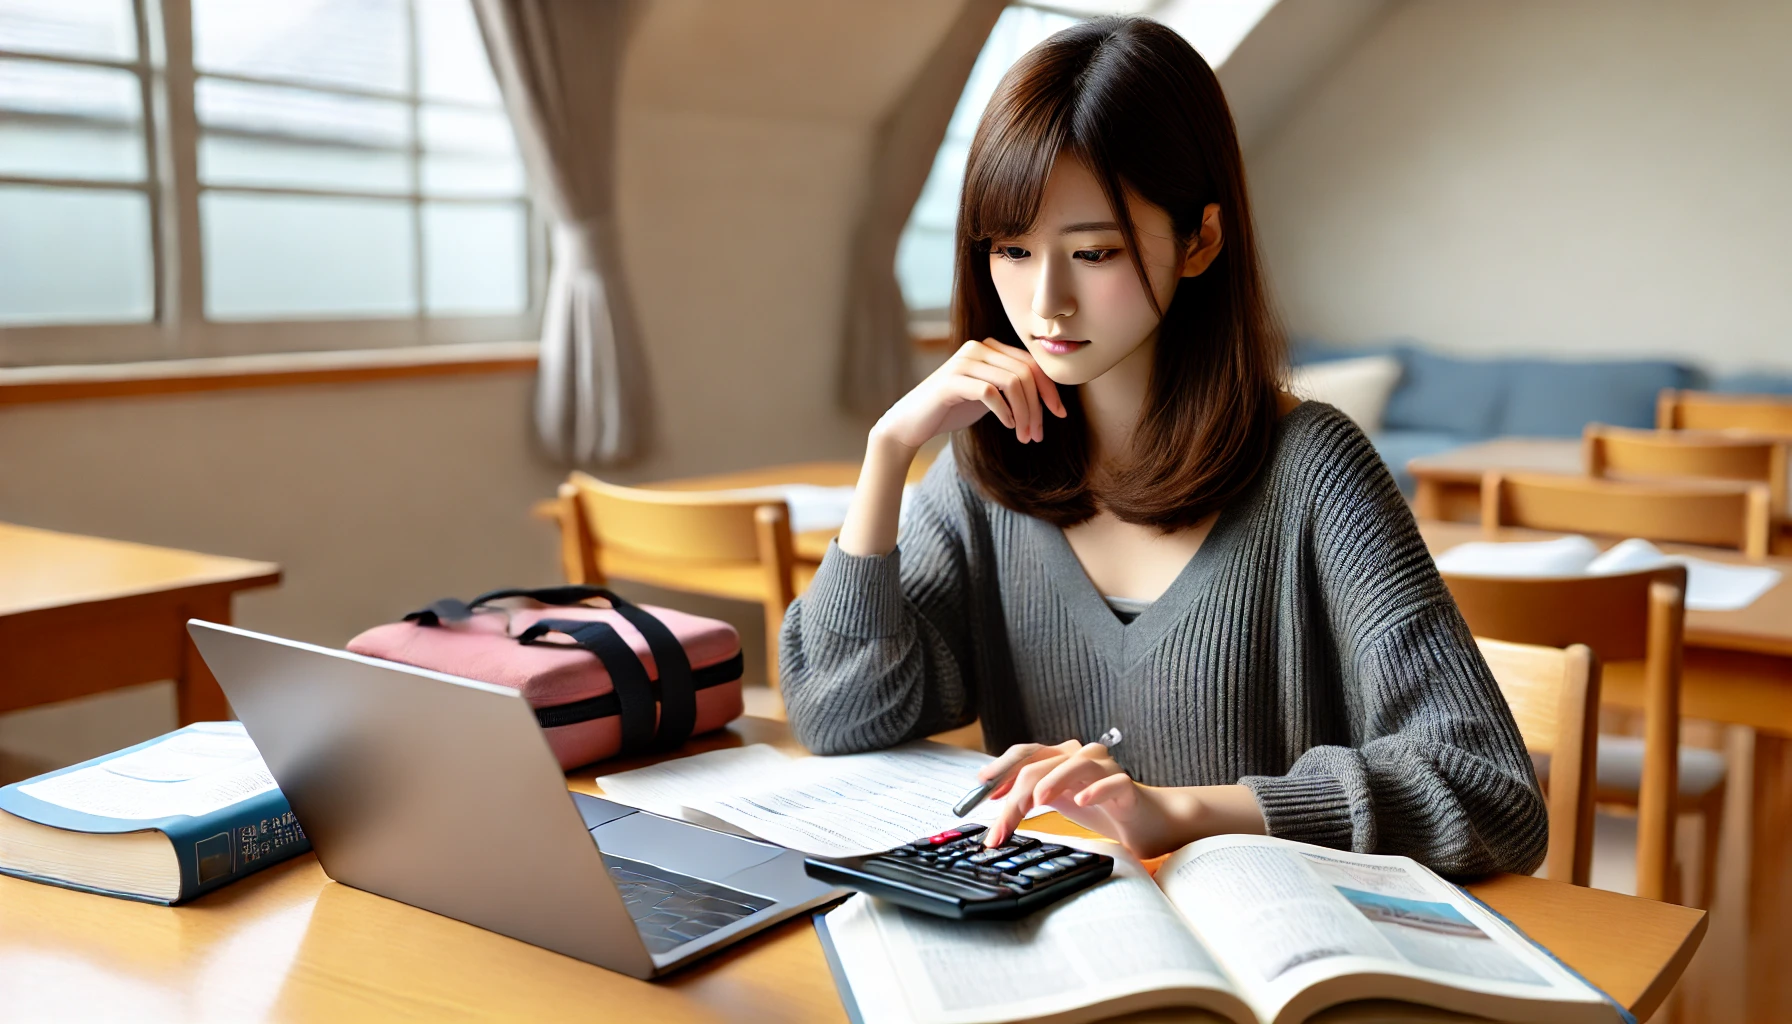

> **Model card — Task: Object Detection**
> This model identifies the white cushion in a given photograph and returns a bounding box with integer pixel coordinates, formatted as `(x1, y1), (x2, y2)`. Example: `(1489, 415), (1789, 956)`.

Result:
(1288, 355), (1403, 432)
(1536, 737), (1727, 800)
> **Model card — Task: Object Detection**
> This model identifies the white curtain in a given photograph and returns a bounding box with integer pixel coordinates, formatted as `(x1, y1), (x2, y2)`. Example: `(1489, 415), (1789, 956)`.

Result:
(473, 0), (648, 465)
(839, 0), (1007, 415)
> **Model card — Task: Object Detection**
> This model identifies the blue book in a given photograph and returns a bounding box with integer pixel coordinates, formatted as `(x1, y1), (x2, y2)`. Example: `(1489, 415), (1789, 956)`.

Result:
(0, 721), (310, 905)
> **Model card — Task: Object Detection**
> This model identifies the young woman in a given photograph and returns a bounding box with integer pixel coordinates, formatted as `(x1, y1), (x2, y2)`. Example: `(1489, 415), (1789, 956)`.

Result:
(780, 17), (1545, 875)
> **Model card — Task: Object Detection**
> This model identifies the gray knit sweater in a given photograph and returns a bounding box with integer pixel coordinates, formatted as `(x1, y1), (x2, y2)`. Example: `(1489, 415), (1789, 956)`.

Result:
(780, 402), (1547, 877)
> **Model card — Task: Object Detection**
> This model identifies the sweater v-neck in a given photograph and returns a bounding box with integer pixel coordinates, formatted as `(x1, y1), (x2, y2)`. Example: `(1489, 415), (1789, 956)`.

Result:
(1027, 402), (1309, 669)
(1031, 490), (1248, 670)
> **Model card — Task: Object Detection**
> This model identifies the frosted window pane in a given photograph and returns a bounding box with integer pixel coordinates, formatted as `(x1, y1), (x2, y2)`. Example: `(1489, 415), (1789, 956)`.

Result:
(199, 134), (407, 192)
(421, 106), (515, 156)
(203, 193), (416, 319)
(0, 121), (142, 180)
(0, 185), (151, 325)
(0, 0), (135, 62)
(0, 57), (140, 122)
(422, 152), (524, 197)
(193, 0), (407, 94)
(423, 202), (525, 314)
(895, 6), (1077, 313)
(196, 77), (408, 149)
(417, 0), (499, 106)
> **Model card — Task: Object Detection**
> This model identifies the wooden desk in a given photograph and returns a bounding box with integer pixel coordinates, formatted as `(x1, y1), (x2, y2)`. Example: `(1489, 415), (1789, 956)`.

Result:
(1407, 439), (1583, 522)
(0, 716), (1705, 1022)
(0, 523), (281, 724)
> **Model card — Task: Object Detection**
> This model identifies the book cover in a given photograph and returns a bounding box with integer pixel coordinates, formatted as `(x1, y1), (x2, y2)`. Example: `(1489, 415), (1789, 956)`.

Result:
(0, 721), (310, 905)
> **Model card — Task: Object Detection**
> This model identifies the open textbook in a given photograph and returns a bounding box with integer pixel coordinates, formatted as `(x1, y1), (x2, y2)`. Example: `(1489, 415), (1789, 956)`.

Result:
(1433, 535), (1779, 612)
(819, 833), (1624, 1024)
(593, 742), (1048, 857)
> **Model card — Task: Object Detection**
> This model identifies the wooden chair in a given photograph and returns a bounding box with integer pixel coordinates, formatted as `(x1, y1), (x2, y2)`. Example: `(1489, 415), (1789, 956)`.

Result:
(548, 472), (798, 690)
(1475, 637), (1601, 887)
(1481, 471), (1772, 559)
(1657, 389), (1792, 435)
(1585, 423), (1787, 520)
(1444, 568), (1725, 906)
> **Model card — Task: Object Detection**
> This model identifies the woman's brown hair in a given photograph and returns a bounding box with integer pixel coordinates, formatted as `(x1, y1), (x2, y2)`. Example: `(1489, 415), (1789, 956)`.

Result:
(951, 16), (1284, 530)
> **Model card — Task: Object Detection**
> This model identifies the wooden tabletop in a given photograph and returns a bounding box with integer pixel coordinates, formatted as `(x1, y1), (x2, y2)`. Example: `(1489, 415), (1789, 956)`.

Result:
(1405, 438), (1584, 483)
(0, 522), (280, 617)
(0, 716), (1705, 1022)
(1419, 519), (1792, 659)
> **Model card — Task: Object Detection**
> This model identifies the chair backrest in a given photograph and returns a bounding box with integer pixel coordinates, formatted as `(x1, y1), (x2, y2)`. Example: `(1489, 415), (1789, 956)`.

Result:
(1482, 470), (1772, 558)
(1658, 388), (1792, 435)
(1444, 568), (1686, 902)
(1474, 637), (1599, 887)
(1585, 424), (1787, 518)
(566, 472), (787, 565)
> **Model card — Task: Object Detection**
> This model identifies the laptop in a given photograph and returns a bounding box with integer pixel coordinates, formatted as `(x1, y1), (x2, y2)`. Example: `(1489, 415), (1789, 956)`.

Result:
(187, 620), (841, 979)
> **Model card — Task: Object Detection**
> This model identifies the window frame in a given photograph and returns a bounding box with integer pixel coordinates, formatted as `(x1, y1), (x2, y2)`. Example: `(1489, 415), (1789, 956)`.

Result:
(0, 0), (545, 368)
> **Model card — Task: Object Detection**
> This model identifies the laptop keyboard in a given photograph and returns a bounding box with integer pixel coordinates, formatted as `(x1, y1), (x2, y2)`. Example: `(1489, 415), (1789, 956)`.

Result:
(601, 853), (775, 955)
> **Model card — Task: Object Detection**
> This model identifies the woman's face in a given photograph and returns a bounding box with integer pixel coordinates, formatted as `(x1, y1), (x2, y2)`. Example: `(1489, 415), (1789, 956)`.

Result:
(986, 154), (1219, 386)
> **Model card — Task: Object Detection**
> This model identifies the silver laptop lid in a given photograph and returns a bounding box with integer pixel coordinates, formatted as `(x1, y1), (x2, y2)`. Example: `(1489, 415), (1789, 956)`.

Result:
(187, 619), (655, 978)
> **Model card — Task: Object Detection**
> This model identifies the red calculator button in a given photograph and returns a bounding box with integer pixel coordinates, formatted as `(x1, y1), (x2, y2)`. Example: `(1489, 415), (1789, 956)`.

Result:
(928, 830), (962, 845)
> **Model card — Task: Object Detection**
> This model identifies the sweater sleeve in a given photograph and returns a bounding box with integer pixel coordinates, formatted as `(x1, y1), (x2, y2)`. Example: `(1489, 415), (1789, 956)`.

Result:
(777, 453), (986, 755)
(1238, 409), (1549, 877)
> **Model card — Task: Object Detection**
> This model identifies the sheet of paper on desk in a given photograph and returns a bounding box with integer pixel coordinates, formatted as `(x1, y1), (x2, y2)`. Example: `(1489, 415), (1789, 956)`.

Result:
(593, 744), (795, 820)
(1433, 535), (1781, 611)
(685, 742), (1048, 857)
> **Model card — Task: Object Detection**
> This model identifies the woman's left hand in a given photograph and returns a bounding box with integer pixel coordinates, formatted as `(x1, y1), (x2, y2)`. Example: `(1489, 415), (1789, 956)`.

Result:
(981, 739), (1181, 859)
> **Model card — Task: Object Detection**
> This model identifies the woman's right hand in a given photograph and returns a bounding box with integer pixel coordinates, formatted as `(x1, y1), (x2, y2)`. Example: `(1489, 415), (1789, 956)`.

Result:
(872, 339), (1067, 452)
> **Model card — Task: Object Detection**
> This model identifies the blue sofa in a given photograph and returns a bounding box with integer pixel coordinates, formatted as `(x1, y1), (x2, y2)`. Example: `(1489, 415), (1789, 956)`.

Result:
(1293, 342), (1703, 494)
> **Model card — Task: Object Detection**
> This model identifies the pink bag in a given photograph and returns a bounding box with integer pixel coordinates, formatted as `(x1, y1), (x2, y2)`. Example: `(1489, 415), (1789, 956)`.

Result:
(347, 586), (743, 769)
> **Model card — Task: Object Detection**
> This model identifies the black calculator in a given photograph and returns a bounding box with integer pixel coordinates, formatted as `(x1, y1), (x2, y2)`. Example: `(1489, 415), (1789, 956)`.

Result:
(802, 823), (1114, 920)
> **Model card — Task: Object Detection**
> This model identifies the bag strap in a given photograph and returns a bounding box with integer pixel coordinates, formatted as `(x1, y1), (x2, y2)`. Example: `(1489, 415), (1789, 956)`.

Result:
(405, 585), (698, 750)
(517, 619), (657, 756)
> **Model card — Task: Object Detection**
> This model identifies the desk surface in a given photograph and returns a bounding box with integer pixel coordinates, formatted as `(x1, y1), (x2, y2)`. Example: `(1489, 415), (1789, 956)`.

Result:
(1419, 519), (1792, 659)
(0, 522), (280, 617)
(0, 717), (1705, 1022)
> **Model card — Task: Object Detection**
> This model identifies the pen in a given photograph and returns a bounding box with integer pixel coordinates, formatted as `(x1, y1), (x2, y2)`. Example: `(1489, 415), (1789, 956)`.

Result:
(952, 726), (1123, 818)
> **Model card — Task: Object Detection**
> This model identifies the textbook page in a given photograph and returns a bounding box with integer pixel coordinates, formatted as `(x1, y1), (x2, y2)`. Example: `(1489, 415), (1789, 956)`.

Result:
(16, 722), (276, 821)
(592, 744), (795, 821)
(684, 742), (1049, 856)
(1156, 835), (1617, 1024)
(825, 833), (1253, 1024)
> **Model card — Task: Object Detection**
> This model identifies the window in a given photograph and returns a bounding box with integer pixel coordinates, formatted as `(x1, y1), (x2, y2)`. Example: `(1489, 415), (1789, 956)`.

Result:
(0, 0), (540, 366)
(895, 0), (1278, 320)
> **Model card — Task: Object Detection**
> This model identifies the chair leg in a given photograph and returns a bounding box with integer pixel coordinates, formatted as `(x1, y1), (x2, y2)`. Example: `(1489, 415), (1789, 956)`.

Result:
(1697, 782), (1726, 910)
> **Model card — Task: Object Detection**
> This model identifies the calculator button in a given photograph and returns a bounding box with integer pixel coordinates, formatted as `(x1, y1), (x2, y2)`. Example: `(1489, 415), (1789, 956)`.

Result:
(1008, 849), (1050, 868)
(975, 867), (1005, 881)
(1001, 873), (1034, 889)
(990, 859), (1018, 871)
(953, 824), (987, 838)
(925, 830), (962, 845)
(1007, 836), (1040, 851)
(1068, 851), (1095, 863)
(1046, 856), (1081, 871)
(887, 847), (915, 858)
(1036, 845), (1068, 857)
(1019, 866), (1054, 880)
(966, 848), (1009, 866)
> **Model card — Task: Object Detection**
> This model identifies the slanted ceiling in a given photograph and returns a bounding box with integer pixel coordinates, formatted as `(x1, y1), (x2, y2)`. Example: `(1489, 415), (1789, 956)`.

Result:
(622, 0), (970, 122)
(1218, 0), (1399, 155)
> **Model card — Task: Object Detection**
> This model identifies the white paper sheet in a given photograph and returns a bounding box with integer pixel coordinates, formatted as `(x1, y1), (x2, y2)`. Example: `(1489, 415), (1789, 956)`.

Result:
(724, 484), (915, 534)
(1434, 535), (1781, 611)
(592, 744), (794, 820)
(18, 722), (277, 820)
(686, 743), (1045, 856)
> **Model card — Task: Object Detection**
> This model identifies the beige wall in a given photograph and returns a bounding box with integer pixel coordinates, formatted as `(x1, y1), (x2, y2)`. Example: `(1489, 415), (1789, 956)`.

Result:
(1248, 0), (1792, 372)
(0, 0), (976, 778)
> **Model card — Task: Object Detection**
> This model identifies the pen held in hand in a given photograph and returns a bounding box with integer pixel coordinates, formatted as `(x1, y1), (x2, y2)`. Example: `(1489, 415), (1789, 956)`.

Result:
(951, 726), (1123, 818)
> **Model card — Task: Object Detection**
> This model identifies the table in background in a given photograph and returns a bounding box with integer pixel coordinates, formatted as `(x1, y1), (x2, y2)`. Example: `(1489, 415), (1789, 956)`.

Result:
(0, 523), (280, 724)
(0, 716), (1706, 1022)
(1406, 438), (1583, 522)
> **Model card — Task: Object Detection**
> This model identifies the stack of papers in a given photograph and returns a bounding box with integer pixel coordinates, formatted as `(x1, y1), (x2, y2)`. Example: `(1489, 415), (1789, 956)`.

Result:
(594, 741), (1046, 857)
(723, 484), (915, 534)
(1433, 535), (1780, 611)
